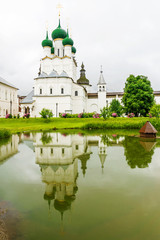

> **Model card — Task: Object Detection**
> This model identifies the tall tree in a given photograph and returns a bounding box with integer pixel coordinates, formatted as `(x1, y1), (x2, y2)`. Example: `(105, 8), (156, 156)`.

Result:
(122, 75), (154, 116)
(109, 99), (123, 117)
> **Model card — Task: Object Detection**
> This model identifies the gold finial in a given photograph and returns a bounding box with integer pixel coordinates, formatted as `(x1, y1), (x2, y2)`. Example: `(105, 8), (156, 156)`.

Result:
(57, 2), (63, 18)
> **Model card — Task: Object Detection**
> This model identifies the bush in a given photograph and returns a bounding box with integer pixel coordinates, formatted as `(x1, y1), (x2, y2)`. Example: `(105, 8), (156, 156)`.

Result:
(5, 114), (12, 119)
(112, 113), (117, 118)
(100, 107), (111, 120)
(149, 104), (160, 118)
(109, 99), (123, 117)
(127, 113), (135, 118)
(39, 108), (53, 119)
(59, 112), (96, 118)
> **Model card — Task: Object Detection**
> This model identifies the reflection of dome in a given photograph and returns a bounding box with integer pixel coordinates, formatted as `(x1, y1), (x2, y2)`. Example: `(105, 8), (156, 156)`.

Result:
(65, 195), (76, 204)
(52, 20), (67, 40)
(54, 200), (70, 213)
(78, 153), (90, 177)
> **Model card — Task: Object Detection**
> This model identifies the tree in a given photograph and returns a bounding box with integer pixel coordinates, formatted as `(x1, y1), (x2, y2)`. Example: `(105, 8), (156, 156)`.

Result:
(149, 104), (160, 118)
(122, 75), (154, 117)
(39, 108), (53, 119)
(109, 99), (123, 117)
(100, 106), (111, 120)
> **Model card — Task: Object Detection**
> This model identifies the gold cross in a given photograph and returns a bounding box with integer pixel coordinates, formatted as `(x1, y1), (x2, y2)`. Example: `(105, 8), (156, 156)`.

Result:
(57, 3), (63, 17)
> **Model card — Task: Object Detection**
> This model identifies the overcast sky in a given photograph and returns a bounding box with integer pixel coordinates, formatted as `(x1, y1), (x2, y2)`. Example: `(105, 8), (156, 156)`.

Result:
(0, 0), (160, 95)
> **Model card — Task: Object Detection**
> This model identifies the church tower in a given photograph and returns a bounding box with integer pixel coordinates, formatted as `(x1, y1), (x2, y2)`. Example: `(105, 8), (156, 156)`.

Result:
(98, 67), (106, 112)
(77, 63), (92, 92)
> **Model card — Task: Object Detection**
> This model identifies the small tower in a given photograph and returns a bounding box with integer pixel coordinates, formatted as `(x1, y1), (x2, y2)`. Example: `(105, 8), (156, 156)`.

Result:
(77, 63), (92, 92)
(98, 66), (106, 112)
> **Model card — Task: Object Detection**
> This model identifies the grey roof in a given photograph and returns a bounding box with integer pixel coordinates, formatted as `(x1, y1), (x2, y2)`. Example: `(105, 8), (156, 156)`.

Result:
(21, 90), (34, 104)
(59, 71), (69, 77)
(98, 71), (106, 85)
(38, 72), (48, 78)
(0, 76), (18, 89)
(48, 70), (59, 77)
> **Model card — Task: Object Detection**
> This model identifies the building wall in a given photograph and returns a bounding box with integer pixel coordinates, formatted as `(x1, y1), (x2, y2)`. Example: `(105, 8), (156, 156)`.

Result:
(0, 83), (18, 117)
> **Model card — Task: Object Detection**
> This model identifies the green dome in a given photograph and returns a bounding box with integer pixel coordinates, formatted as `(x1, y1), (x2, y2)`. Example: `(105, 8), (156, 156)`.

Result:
(52, 19), (67, 40)
(62, 29), (74, 46)
(72, 46), (76, 54)
(51, 47), (54, 54)
(42, 31), (53, 48)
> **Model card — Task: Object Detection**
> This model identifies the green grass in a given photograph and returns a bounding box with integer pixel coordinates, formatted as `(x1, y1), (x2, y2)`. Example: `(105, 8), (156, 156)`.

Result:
(0, 117), (160, 135)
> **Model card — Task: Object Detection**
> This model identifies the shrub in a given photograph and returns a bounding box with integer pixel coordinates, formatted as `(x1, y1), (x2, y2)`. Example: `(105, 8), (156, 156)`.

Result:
(100, 107), (111, 120)
(39, 108), (53, 119)
(109, 99), (123, 117)
(127, 113), (135, 118)
(17, 114), (20, 119)
(150, 104), (160, 118)
(5, 114), (12, 119)
(112, 113), (117, 118)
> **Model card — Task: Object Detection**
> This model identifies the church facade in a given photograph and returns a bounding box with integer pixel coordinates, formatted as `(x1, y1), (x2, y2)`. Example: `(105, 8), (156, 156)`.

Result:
(21, 19), (160, 117)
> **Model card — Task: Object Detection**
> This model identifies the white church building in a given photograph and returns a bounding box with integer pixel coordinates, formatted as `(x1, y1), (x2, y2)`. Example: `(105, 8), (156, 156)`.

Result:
(21, 18), (160, 117)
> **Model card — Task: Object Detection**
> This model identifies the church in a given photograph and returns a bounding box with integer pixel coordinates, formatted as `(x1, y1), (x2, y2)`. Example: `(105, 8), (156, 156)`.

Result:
(21, 18), (160, 117)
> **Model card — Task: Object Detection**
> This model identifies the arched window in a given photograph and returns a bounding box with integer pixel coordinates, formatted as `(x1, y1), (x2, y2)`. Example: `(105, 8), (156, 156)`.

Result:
(75, 91), (78, 96)
(63, 49), (65, 57)
(40, 89), (42, 94)
(61, 88), (64, 94)
(58, 49), (60, 56)
(50, 88), (52, 94)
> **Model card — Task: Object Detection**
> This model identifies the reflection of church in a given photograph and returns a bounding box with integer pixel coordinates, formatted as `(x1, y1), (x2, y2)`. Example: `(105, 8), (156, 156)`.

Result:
(34, 132), (109, 217)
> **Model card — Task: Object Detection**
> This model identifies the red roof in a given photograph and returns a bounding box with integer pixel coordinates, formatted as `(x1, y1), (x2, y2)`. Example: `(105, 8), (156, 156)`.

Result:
(139, 121), (157, 134)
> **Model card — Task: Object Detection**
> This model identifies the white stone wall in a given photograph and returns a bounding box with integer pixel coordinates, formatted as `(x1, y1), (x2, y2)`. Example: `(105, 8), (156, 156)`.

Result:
(0, 83), (18, 117)
(0, 134), (19, 161)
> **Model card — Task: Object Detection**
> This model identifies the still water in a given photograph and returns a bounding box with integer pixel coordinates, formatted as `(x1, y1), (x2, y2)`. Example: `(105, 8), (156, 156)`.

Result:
(0, 131), (160, 240)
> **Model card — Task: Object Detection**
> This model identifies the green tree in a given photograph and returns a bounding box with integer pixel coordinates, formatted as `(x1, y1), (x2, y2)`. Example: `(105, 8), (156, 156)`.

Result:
(100, 106), (111, 120)
(39, 108), (53, 119)
(109, 99), (123, 117)
(150, 104), (160, 118)
(122, 75), (154, 117)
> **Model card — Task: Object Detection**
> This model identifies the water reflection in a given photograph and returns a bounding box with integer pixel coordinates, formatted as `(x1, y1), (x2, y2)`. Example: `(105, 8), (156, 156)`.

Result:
(123, 136), (156, 169)
(0, 132), (159, 232)
(0, 135), (19, 163)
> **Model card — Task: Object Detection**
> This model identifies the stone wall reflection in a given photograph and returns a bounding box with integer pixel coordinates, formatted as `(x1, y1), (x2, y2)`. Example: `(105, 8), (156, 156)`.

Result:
(0, 135), (19, 162)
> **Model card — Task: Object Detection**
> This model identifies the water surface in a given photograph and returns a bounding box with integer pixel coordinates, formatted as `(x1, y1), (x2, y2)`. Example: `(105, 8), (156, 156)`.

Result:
(0, 132), (160, 240)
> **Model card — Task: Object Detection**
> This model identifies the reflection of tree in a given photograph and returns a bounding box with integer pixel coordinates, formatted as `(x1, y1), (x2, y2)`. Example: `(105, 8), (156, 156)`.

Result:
(123, 137), (155, 169)
(101, 134), (120, 146)
(40, 132), (52, 145)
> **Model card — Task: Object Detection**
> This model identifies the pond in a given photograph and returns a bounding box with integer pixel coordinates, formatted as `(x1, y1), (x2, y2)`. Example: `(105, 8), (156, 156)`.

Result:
(0, 131), (160, 240)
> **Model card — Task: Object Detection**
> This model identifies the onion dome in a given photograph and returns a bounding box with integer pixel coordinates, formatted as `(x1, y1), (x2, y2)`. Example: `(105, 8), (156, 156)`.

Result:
(62, 29), (74, 46)
(51, 47), (54, 54)
(77, 62), (90, 85)
(52, 19), (67, 40)
(72, 46), (76, 54)
(42, 31), (53, 48)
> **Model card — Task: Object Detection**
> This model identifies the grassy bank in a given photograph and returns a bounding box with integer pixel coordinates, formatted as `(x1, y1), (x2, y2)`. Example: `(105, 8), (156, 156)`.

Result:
(0, 129), (11, 139)
(0, 117), (160, 134)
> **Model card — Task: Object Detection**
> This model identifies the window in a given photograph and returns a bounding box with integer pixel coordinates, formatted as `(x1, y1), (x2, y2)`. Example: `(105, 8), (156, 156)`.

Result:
(63, 49), (65, 57)
(75, 145), (79, 150)
(50, 88), (52, 94)
(40, 148), (43, 154)
(62, 148), (65, 154)
(75, 91), (78, 96)
(5, 91), (7, 100)
(61, 88), (64, 94)
(58, 49), (60, 56)
(99, 86), (101, 92)
(40, 89), (42, 94)
(51, 148), (53, 155)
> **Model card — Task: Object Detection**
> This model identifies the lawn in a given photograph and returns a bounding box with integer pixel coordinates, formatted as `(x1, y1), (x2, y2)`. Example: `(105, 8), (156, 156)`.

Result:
(0, 117), (159, 134)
